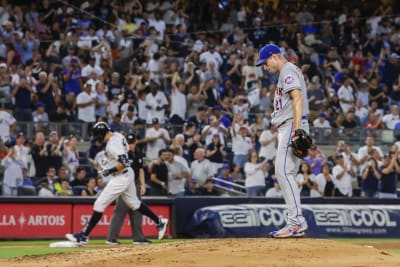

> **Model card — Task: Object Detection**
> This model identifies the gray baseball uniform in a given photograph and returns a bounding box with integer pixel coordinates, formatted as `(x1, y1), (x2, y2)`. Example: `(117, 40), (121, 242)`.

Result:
(272, 62), (309, 227)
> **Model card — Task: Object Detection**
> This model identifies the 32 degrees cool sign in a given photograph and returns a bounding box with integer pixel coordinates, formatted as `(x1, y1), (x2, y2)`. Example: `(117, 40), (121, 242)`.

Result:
(0, 203), (72, 238)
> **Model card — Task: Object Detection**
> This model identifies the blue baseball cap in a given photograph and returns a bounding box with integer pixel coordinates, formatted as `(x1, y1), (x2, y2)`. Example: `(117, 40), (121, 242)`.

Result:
(256, 44), (281, 67)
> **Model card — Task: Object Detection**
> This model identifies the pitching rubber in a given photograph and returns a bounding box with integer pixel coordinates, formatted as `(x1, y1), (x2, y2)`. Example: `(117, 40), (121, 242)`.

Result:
(49, 241), (80, 248)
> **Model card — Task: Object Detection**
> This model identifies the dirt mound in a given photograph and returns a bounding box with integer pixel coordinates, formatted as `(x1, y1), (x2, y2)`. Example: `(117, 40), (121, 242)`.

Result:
(2, 239), (400, 267)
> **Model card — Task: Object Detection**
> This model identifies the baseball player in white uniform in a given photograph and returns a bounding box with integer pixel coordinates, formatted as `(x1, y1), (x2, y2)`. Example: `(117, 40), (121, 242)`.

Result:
(256, 44), (309, 238)
(66, 122), (168, 245)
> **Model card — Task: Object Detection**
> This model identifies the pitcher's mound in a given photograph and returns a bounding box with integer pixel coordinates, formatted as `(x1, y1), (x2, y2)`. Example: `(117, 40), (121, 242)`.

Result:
(5, 239), (400, 267)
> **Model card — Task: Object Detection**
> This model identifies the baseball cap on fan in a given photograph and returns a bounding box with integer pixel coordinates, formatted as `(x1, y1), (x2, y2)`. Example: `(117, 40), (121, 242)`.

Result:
(256, 44), (281, 67)
(126, 133), (136, 144)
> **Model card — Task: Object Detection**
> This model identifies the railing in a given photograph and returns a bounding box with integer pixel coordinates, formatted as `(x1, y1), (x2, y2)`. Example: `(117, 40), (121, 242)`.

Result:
(211, 177), (247, 196)
(14, 122), (399, 147)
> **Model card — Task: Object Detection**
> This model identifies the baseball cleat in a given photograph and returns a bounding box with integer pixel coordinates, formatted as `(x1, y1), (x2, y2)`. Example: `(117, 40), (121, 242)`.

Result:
(270, 224), (304, 238)
(133, 239), (152, 245)
(157, 217), (168, 240)
(292, 222), (308, 237)
(106, 239), (120, 245)
(65, 233), (89, 245)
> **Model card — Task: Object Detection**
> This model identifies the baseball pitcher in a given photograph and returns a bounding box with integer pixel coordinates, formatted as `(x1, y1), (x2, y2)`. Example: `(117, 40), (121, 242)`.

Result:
(256, 44), (312, 238)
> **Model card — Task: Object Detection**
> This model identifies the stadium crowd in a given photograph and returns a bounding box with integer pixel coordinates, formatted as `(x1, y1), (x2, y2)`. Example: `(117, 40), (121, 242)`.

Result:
(0, 0), (400, 198)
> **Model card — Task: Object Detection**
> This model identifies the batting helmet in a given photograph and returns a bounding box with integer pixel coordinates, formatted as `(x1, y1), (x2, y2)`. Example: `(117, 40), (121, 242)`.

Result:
(92, 122), (110, 142)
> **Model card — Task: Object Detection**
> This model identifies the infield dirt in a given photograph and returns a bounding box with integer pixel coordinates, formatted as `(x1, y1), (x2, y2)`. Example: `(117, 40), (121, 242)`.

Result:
(1, 238), (400, 267)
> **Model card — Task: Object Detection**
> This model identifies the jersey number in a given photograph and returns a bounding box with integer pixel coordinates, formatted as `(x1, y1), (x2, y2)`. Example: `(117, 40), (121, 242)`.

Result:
(275, 98), (283, 111)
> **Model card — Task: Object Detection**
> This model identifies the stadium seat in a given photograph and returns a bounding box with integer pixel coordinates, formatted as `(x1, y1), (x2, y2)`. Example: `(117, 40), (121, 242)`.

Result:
(381, 129), (395, 144)
(17, 186), (37, 196)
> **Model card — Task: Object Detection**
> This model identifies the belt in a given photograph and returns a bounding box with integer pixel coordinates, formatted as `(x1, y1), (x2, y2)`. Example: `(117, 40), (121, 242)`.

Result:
(113, 169), (129, 176)
(277, 115), (308, 128)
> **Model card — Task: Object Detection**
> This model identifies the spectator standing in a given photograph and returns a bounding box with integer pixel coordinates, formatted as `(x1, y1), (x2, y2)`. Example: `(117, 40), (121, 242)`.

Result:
(241, 55), (263, 106)
(356, 80), (370, 107)
(205, 134), (226, 176)
(332, 155), (353, 197)
(232, 94), (250, 120)
(144, 118), (170, 161)
(313, 164), (334, 197)
(201, 115), (227, 146)
(31, 132), (48, 178)
(295, 162), (315, 197)
(382, 105), (400, 129)
(150, 149), (169, 196)
(0, 64), (13, 107)
(202, 77), (219, 108)
(342, 110), (359, 129)
(1, 147), (23, 195)
(368, 78), (387, 112)
(170, 79), (187, 127)
(76, 82), (97, 124)
(121, 105), (137, 124)
(63, 58), (82, 96)
(258, 124), (277, 161)
(187, 106), (207, 133)
(165, 148), (190, 196)
(357, 136), (383, 171)
(337, 77), (355, 113)
(11, 67), (36, 121)
(63, 136), (79, 176)
(354, 99), (369, 127)
(36, 72), (58, 121)
(107, 72), (123, 101)
(230, 117), (252, 169)
(307, 76), (327, 117)
(13, 132), (30, 170)
(244, 151), (267, 196)
(390, 74), (400, 107)
(62, 46), (80, 67)
(94, 82), (108, 120)
(304, 145), (326, 176)
(46, 131), (63, 171)
(378, 151), (400, 199)
(0, 103), (16, 144)
(32, 102), (49, 133)
(191, 148), (213, 186)
(145, 81), (168, 124)
(186, 84), (205, 118)
(200, 44), (223, 70)
(361, 158), (381, 197)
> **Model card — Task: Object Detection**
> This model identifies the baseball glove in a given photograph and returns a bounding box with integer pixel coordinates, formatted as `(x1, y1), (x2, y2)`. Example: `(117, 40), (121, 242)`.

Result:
(291, 129), (312, 159)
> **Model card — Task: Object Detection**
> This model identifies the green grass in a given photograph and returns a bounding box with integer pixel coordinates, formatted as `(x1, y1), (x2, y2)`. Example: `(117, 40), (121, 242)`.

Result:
(0, 239), (185, 259)
(0, 248), (88, 259)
